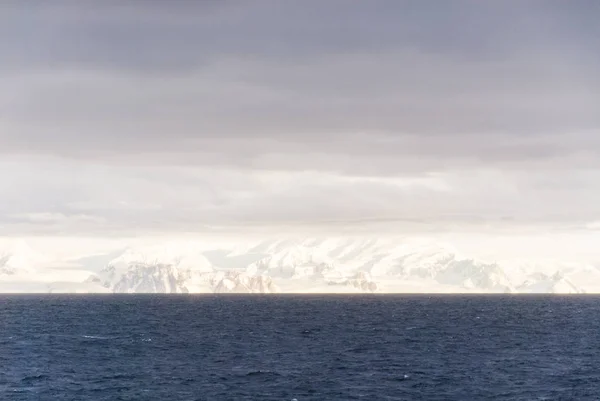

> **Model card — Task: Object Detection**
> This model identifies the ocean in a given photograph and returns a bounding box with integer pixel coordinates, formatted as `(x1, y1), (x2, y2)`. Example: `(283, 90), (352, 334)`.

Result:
(1, 295), (599, 400)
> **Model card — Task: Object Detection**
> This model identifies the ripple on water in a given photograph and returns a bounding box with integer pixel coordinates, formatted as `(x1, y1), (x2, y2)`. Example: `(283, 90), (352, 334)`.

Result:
(2, 295), (600, 400)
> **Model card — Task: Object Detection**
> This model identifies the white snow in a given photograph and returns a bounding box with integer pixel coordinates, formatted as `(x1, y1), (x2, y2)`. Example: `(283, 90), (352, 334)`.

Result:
(2, 234), (600, 294)
(0, 239), (55, 274)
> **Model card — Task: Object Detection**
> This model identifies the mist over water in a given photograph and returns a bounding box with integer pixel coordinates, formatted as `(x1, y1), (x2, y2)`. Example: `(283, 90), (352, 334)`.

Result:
(2, 295), (600, 400)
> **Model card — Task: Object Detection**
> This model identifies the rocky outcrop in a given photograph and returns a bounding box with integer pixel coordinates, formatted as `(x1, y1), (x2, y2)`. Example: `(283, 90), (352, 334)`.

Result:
(435, 259), (515, 292)
(345, 272), (379, 292)
(248, 246), (336, 279)
(211, 271), (279, 293)
(326, 271), (378, 293)
(86, 262), (194, 293)
(85, 256), (280, 294)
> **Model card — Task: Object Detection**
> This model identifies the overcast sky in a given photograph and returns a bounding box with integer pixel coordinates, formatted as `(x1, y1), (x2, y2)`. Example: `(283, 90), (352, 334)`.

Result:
(1, 1), (599, 236)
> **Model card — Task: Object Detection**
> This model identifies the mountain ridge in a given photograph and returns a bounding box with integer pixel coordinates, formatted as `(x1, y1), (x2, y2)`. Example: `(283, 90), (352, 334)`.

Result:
(1, 237), (594, 293)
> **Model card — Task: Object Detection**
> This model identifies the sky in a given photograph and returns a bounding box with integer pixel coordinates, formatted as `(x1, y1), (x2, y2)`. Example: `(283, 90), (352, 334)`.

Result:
(1, 0), (599, 237)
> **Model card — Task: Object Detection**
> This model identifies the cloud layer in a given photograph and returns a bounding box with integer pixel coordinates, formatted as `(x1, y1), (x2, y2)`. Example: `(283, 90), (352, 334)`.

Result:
(1, 1), (599, 234)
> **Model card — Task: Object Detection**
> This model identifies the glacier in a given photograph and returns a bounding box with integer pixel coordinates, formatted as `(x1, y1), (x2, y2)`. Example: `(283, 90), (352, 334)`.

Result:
(1, 236), (599, 294)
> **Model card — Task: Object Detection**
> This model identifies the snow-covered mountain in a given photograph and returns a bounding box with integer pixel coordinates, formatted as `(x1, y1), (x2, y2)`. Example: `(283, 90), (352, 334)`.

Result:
(2, 236), (600, 293)
(0, 239), (50, 275)
(235, 238), (513, 292)
(211, 271), (279, 294)
(81, 242), (280, 294)
(215, 238), (592, 293)
(516, 271), (582, 294)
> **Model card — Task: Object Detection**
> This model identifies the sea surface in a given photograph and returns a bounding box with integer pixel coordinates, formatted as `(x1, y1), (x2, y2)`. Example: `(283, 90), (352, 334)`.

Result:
(1, 295), (600, 400)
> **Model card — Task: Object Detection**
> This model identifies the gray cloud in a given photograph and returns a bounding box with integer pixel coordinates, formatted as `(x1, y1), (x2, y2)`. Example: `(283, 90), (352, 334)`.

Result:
(1, 157), (600, 236)
(1, 1), (599, 233)
(2, 1), (599, 71)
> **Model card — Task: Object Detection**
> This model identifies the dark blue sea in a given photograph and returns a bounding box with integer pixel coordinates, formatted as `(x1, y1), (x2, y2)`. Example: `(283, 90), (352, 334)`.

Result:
(1, 295), (600, 400)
